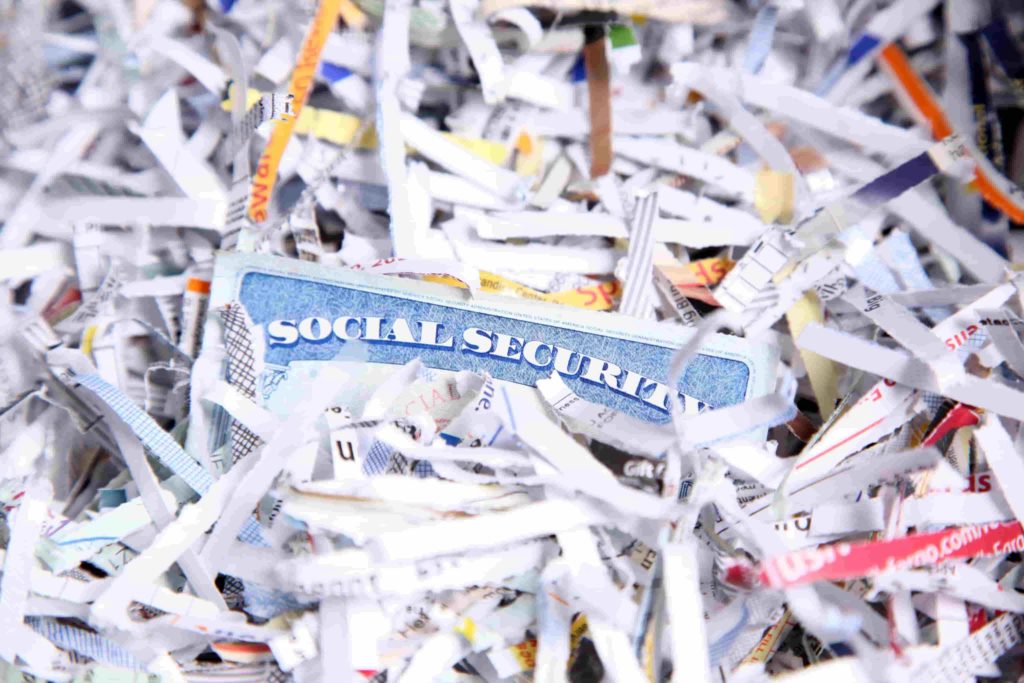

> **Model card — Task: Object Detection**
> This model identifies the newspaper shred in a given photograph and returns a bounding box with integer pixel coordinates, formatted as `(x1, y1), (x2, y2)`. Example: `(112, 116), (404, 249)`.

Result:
(7, 0), (1024, 681)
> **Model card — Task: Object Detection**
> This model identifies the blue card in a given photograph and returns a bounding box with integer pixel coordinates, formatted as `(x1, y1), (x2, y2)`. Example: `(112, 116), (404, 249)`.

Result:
(202, 253), (777, 425)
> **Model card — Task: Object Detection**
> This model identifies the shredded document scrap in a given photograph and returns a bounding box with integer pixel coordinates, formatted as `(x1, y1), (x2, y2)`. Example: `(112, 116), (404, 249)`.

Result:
(7, 0), (1024, 680)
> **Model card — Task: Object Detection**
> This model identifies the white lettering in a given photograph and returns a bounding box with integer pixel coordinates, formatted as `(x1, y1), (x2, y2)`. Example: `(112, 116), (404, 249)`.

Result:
(613, 369), (644, 398)
(491, 333), (524, 361)
(298, 316), (332, 342)
(553, 346), (585, 377)
(418, 321), (454, 348)
(267, 319), (299, 346)
(639, 378), (671, 412)
(332, 317), (361, 340)
(385, 318), (417, 344)
(461, 327), (494, 355)
(523, 340), (553, 368)
(364, 317), (384, 341)
(581, 357), (623, 390)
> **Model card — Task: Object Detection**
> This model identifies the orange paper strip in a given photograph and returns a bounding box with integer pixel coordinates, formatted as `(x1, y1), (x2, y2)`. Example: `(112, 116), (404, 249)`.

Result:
(247, 0), (341, 223)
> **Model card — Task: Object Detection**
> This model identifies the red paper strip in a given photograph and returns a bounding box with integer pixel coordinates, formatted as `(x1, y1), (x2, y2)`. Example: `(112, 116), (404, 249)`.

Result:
(759, 521), (1024, 588)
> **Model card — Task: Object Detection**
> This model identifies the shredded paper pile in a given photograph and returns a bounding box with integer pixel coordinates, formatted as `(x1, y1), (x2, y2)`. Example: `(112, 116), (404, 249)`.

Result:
(8, 0), (1024, 680)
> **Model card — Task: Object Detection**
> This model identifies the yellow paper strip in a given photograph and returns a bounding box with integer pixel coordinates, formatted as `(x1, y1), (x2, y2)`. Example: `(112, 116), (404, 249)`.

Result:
(754, 169), (795, 224)
(786, 291), (840, 420)
(425, 271), (619, 311)
(338, 0), (367, 29)
(81, 325), (98, 357)
(225, 89), (510, 165)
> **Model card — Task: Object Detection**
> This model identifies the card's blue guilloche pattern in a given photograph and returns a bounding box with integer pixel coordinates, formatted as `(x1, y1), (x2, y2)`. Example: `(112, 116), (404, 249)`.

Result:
(207, 253), (778, 424)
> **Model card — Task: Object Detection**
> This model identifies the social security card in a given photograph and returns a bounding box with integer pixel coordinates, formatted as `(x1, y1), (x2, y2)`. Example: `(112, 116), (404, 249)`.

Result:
(202, 252), (777, 425)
